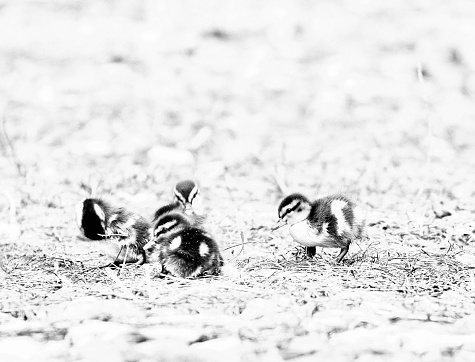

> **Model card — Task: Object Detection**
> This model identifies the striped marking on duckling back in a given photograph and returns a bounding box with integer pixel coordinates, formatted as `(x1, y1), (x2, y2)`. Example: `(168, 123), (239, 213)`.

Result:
(330, 199), (350, 235)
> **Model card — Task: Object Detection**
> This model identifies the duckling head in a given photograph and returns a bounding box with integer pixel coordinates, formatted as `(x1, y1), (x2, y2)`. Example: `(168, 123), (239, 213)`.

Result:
(174, 180), (200, 214)
(273, 193), (312, 230)
(152, 212), (191, 240)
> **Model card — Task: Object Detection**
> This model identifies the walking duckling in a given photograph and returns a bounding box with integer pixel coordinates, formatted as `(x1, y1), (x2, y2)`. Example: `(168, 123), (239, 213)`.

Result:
(273, 193), (364, 263)
(153, 179), (204, 225)
(76, 198), (151, 265)
(144, 213), (223, 278)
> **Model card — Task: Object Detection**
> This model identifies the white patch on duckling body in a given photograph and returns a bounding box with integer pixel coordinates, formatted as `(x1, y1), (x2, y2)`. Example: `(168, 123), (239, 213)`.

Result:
(289, 221), (336, 248)
(199, 242), (209, 257)
(330, 200), (349, 235)
(169, 236), (182, 250)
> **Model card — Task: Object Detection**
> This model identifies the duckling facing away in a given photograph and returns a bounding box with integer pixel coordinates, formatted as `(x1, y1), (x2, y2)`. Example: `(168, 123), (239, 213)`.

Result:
(76, 198), (150, 265)
(273, 193), (364, 263)
(153, 179), (204, 225)
(144, 212), (223, 278)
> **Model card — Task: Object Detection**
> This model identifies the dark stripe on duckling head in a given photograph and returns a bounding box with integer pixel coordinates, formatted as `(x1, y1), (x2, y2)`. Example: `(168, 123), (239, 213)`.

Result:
(153, 213), (190, 237)
(278, 193), (311, 219)
(187, 184), (199, 204)
(153, 203), (180, 222)
(280, 200), (302, 219)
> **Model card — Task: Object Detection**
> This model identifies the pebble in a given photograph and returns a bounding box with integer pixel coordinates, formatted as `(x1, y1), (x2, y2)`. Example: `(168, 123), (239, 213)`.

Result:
(190, 337), (254, 362)
(0, 336), (51, 362)
(327, 327), (400, 356)
(398, 329), (466, 355)
(139, 325), (205, 345)
(46, 298), (144, 323)
(280, 333), (327, 359)
(135, 340), (206, 362)
(302, 311), (349, 334)
(454, 314), (475, 334)
(0, 321), (53, 337)
(67, 320), (141, 362)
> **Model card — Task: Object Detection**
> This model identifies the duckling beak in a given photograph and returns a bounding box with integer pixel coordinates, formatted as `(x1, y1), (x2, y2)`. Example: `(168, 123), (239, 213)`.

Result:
(183, 203), (193, 215)
(271, 219), (287, 232)
(143, 240), (155, 251)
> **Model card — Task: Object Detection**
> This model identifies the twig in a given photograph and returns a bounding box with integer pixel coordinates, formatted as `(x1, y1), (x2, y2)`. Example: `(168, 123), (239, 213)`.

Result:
(223, 170), (236, 203)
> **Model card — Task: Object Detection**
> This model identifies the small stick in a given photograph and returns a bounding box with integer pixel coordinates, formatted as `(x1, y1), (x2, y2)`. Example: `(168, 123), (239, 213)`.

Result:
(223, 241), (257, 251)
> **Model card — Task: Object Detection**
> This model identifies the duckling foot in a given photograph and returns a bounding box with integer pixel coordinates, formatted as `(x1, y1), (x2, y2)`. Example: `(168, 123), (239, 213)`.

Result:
(335, 246), (349, 263)
(306, 247), (316, 258)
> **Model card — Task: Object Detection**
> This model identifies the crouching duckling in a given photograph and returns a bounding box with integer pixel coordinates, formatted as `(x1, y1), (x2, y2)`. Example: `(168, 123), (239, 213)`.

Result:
(152, 180), (205, 226)
(273, 193), (364, 263)
(144, 213), (223, 278)
(76, 198), (150, 265)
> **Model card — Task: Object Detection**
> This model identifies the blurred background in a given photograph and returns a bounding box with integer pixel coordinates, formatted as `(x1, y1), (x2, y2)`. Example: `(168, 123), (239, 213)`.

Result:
(1, 0), (475, 243)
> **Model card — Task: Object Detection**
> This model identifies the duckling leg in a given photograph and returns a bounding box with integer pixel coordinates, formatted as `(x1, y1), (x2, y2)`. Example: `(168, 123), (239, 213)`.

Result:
(335, 246), (349, 263)
(306, 247), (316, 258)
(136, 249), (146, 265)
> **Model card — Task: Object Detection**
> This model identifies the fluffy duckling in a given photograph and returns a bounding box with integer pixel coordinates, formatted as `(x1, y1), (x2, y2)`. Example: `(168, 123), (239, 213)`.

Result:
(144, 213), (223, 278)
(76, 198), (150, 265)
(153, 180), (204, 225)
(273, 193), (364, 263)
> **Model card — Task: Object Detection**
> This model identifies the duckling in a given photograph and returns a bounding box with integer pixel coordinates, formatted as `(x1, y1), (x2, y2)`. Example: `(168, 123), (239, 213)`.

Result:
(144, 213), (223, 278)
(273, 193), (364, 263)
(152, 179), (204, 225)
(76, 198), (151, 265)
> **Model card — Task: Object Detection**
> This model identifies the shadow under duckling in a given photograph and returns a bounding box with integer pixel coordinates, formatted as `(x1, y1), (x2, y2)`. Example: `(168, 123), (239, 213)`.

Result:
(273, 193), (365, 263)
(145, 212), (223, 278)
(76, 198), (150, 265)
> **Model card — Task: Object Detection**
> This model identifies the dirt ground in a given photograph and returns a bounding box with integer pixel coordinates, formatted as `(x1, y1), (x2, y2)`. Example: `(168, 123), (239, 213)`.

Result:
(1, 0), (475, 361)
